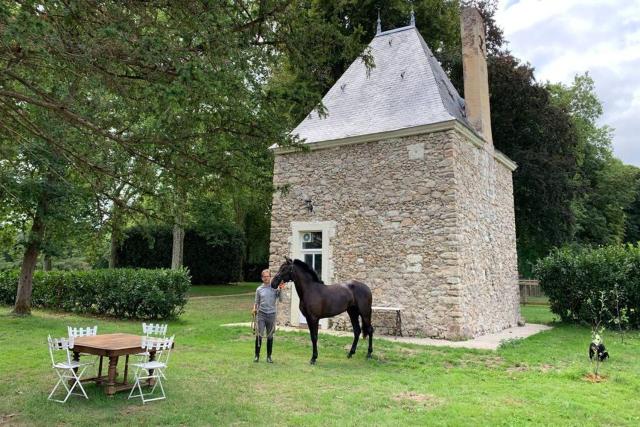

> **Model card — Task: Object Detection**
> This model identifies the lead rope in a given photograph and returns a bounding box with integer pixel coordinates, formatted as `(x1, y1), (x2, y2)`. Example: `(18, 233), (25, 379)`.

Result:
(251, 311), (257, 336)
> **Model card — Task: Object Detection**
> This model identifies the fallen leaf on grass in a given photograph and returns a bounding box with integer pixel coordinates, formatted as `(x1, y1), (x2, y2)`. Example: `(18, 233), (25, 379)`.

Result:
(398, 347), (421, 356)
(120, 405), (149, 416)
(502, 397), (525, 407)
(392, 392), (444, 409)
(0, 413), (19, 426)
(506, 362), (529, 373)
(583, 373), (607, 383)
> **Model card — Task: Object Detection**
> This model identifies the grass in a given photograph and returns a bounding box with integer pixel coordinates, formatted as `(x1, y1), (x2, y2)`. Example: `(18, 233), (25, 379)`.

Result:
(1, 288), (639, 426)
(520, 304), (558, 325)
(187, 283), (259, 297)
(520, 296), (550, 306)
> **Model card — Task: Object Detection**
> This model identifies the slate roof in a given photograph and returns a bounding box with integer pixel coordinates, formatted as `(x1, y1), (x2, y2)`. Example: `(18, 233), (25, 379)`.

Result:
(291, 25), (471, 144)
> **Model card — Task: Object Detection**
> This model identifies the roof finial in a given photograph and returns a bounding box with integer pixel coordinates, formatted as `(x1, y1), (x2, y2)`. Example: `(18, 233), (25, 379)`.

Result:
(410, 7), (415, 26)
(376, 9), (381, 35)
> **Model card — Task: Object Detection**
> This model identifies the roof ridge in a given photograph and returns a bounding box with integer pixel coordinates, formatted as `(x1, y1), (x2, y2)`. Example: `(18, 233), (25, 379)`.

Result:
(375, 24), (416, 37)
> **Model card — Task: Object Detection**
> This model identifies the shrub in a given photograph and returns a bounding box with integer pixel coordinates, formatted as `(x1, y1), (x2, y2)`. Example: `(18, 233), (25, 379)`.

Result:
(243, 262), (269, 282)
(117, 224), (244, 284)
(0, 268), (190, 319)
(534, 244), (640, 327)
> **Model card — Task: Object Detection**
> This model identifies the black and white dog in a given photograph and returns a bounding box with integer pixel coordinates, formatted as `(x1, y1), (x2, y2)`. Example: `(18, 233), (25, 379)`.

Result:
(589, 342), (609, 362)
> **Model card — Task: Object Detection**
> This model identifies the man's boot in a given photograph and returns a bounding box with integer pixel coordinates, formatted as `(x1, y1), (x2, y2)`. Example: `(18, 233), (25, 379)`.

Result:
(266, 337), (273, 363)
(254, 336), (262, 362)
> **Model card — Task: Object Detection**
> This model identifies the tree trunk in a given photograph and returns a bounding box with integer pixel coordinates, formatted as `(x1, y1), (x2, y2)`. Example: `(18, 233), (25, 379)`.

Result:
(171, 223), (184, 269)
(43, 254), (52, 271)
(13, 208), (45, 316)
(109, 206), (122, 269)
(232, 190), (246, 281)
(171, 182), (186, 270)
(109, 233), (119, 268)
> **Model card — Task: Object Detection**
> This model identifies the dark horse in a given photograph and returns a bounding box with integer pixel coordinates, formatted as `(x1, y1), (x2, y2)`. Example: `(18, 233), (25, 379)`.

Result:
(271, 257), (374, 364)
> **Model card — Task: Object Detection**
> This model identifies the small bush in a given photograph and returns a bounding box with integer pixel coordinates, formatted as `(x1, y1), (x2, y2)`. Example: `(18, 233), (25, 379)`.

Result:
(117, 224), (244, 284)
(534, 244), (640, 327)
(0, 268), (190, 319)
(243, 262), (269, 282)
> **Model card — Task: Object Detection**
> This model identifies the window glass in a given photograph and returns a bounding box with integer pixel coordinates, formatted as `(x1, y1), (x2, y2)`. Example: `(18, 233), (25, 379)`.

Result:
(302, 232), (322, 249)
(304, 253), (313, 266)
(314, 253), (322, 277)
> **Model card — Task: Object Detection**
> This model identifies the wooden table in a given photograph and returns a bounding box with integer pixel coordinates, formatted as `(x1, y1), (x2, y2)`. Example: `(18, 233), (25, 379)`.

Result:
(73, 333), (150, 396)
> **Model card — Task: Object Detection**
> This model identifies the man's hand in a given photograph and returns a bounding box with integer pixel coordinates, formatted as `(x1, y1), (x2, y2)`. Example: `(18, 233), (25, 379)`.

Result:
(278, 281), (286, 290)
(252, 306), (257, 315)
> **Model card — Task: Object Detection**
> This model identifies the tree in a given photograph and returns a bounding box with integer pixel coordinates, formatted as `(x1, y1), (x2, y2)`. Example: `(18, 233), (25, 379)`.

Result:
(624, 170), (640, 243)
(1, 1), (313, 312)
(488, 54), (580, 275)
(0, 116), (94, 315)
(549, 74), (638, 246)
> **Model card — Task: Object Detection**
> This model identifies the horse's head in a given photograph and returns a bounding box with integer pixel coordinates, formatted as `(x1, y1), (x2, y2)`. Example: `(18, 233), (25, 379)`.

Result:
(271, 256), (294, 289)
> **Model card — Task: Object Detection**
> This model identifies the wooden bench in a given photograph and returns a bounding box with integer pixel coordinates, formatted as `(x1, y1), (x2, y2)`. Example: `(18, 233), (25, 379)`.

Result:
(371, 306), (403, 336)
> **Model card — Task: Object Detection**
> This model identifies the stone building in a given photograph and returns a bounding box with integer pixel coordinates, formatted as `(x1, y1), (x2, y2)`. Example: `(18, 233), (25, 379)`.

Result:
(269, 8), (520, 339)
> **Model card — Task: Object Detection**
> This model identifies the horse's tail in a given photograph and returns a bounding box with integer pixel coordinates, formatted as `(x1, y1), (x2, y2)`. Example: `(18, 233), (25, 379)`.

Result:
(362, 323), (375, 339)
(353, 282), (374, 338)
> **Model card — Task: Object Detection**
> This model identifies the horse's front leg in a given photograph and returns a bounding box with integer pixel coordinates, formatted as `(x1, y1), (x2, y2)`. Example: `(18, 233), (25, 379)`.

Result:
(307, 319), (319, 365)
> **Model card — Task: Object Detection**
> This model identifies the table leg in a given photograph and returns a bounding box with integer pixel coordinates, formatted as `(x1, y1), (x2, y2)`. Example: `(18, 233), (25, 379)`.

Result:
(397, 311), (403, 337)
(123, 355), (129, 384)
(97, 356), (104, 383)
(106, 356), (118, 396)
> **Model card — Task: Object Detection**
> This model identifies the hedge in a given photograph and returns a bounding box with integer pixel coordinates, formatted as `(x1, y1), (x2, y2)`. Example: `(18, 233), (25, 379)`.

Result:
(0, 268), (190, 319)
(117, 224), (244, 284)
(534, 244), (640, 327)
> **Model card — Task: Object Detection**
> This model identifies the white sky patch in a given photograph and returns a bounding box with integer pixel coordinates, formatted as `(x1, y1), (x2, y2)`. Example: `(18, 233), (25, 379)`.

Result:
(495, 0), (640, 166)
(496, 0), (584, 34)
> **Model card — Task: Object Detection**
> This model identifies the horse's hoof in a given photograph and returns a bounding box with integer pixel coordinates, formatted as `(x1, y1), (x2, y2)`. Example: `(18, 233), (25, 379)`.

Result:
(310, 359), (316, 365)
(367, 353), (373, 359)
(347, 353), (353, 359)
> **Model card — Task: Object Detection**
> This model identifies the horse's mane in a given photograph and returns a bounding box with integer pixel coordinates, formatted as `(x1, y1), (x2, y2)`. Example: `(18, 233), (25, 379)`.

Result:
(293, 259), (324, 284)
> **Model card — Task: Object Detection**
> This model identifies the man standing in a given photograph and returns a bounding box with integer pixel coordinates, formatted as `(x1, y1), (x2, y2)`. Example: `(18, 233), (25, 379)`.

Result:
(253, 269), (285, 363)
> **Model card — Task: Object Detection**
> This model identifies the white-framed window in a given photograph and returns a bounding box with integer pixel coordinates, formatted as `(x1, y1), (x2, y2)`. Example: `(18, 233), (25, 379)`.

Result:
(300, 231), (322, 278)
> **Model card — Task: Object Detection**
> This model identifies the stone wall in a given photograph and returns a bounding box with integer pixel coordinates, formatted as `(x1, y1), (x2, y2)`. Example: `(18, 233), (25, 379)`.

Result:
(452, 133), (520, 337)
(269, 128), (519, 339)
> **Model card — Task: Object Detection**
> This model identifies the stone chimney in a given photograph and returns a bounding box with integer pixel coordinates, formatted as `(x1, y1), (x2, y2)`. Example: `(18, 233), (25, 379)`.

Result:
(461, 7), (492, 145)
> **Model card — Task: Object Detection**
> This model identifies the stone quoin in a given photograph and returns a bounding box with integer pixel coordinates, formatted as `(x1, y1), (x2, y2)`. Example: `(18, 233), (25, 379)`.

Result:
(269, 8), (519, 339)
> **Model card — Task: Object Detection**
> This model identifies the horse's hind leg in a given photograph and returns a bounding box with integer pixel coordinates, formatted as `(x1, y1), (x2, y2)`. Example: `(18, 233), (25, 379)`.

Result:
(347, 307), (361, 358)
(366, 323), (374, 359)
(360, 307), (374, 359)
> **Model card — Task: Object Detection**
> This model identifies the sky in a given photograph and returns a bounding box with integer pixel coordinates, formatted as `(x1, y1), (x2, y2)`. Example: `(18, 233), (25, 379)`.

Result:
(494, 0), (640, 166)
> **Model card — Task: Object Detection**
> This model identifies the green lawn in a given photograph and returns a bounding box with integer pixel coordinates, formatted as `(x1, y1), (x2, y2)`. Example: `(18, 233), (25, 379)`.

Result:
(520, 304), (558, 325)
(187, 282), (259, 297)
(520, 296), (550, 306)
(1, 293), (639, 426)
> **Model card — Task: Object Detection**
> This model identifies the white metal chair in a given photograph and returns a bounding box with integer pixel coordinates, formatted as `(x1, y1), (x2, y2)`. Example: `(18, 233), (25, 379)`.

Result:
(47, 335), (93, 403)
(67, 325), (98, 338)
(68, 325), (102, 378)
(142, 323), (168, 337)
(136, 323), (169, 374)
(128, 335), (174, 404)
